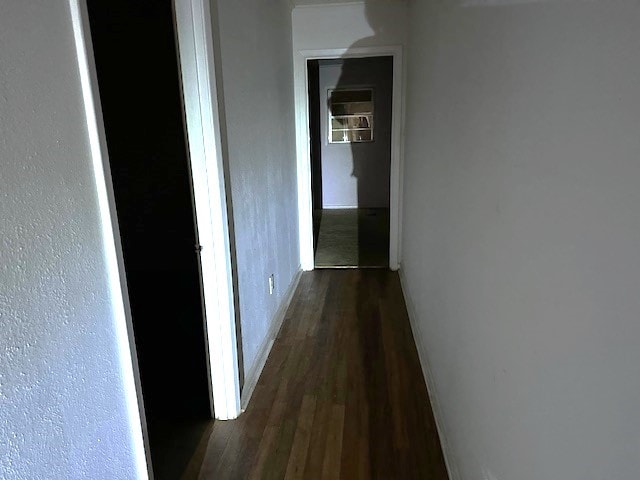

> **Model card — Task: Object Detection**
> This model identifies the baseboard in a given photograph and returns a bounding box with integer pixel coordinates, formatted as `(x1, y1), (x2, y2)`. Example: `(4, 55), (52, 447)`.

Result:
(398, 269), (461, 480)
(240, 267), (303, 411)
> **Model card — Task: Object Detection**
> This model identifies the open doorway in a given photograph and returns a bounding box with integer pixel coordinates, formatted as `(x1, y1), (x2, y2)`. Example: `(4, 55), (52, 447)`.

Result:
(86, 1), (212, 477)
(308, 56), (393, 268)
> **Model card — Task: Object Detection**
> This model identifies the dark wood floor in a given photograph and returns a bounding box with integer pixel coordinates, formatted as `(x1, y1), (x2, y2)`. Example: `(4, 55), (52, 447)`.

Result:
(183, 270), (449, 479)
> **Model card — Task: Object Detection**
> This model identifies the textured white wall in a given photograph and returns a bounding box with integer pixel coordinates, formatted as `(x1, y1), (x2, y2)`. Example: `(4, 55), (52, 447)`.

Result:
(318, 58), (393, 208)
(401, 1), (640, 479)
(213, 0), (300, 379)
(0, 1), (142, 478)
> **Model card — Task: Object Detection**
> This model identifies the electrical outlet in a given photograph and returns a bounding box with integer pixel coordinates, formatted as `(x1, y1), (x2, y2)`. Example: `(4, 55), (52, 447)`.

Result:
(268, 274), (275, 295)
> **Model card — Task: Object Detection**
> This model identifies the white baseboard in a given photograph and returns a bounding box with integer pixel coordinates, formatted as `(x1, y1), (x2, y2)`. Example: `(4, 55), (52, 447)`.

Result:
(398, 269), (461, 480)
(240, 267), (303, 410)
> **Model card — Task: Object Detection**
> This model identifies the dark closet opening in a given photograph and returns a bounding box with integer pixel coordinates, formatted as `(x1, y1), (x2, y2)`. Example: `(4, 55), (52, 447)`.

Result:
(86, 1), (211, 477)
(308, 59), (323, 254)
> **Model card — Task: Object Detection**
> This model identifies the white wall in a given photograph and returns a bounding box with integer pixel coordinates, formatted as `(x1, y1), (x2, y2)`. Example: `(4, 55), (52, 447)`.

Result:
(0, 1), (144, 478)
(293, 2), (408, 52)
(213, 0), (300, 380)
(295, 0), (397, 5)
(318, 57), (393, 209)
(401, 1), (640, 479)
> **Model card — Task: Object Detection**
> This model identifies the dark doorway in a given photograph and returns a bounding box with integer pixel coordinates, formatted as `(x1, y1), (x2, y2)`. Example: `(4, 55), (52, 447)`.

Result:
(308, 56), (393, 268)
(86, 1), (211, 478)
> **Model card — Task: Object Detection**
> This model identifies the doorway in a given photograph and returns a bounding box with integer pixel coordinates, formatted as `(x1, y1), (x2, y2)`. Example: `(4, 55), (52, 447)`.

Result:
(308, 57), (393, 268)
(86, 1), (212, 478)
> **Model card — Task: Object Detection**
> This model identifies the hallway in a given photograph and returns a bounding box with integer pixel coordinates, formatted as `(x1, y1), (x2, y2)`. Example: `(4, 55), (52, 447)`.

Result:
(184, 270), (448, 479)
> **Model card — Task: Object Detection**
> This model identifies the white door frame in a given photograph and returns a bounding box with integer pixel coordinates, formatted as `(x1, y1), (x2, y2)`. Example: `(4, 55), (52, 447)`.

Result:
(70, 1), (152, 477)
(71, 4), (242, 480)
(294, 46), (404, 271)
(173, 0), (242, 420)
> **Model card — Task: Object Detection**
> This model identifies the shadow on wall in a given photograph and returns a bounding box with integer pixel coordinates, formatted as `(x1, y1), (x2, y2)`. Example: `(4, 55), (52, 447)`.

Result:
(342, 1), (392, 270)
(326, 56), (392, 267)
(310, 0), (394, 268)
(327, 1), (438, 474)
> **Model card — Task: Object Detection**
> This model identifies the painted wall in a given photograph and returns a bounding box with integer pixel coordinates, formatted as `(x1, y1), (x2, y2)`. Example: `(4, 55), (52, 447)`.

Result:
(292, 2), (408, 51)
(0, 1), (143, 478)
(318, 57), (393, 208)
(213, 0), (300, 380)
(295, 0), (404, 5)
(401, 1), (640, 479)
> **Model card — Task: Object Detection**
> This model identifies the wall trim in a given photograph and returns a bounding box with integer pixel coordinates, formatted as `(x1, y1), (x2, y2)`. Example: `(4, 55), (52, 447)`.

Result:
(398, 269), (461, 480)
(240, 268), (303, 410)
(174, 0), (242, 420)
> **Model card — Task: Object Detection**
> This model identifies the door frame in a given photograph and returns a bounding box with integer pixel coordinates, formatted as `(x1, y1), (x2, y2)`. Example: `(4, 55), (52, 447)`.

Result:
(71, 3), (242, 480)
(294, 46), (405, 271)
(173, 0), (242, 420)
(69, 0), (152, 477)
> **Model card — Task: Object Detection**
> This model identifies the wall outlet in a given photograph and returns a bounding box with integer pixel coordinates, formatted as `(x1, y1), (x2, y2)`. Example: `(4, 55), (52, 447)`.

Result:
(268, 274), (275, 295)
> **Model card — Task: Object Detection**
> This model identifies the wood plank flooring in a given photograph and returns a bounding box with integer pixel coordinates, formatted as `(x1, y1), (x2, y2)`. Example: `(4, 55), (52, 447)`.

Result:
(184, 270), (449, 480)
